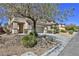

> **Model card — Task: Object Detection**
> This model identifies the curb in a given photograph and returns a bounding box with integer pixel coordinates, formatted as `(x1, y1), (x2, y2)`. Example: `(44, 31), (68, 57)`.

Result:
(41, 43), (61, 56)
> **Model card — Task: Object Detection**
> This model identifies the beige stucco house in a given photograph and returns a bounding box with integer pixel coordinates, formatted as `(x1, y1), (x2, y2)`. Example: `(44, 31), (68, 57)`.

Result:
(58, 24), (66, 31)
(8, 15), (58, 34)
(8, 17), (32, 34)
(36, 19), (58, 33)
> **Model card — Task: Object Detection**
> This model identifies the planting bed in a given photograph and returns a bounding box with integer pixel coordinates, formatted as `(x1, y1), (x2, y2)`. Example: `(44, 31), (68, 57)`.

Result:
(0, 34), (60, 56)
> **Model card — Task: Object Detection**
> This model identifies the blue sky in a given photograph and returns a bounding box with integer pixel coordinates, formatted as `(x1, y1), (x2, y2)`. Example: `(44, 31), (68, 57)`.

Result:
(0, 7), (8, 27)
(0, 16), (8, 26)
(59, 3), (79, 26)
(0, 4), (79, 26)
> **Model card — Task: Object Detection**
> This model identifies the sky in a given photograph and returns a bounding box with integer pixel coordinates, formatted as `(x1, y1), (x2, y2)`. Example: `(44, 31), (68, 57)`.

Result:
(0, 3), (79, 26)
(59, 3), (79, 26)
(0, 7), (8, 27)
(0, 16), (8, 26)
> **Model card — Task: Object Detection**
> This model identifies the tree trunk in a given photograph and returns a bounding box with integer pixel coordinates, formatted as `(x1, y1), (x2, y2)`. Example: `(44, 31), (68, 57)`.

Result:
(33, 20), (38, 37)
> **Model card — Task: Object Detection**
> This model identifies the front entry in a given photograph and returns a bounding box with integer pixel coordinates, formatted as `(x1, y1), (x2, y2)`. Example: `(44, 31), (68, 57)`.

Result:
(18, 23), (24, 33)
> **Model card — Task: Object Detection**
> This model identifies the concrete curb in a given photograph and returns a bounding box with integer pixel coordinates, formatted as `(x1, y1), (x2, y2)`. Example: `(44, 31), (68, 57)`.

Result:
(41, 43), (61, 56)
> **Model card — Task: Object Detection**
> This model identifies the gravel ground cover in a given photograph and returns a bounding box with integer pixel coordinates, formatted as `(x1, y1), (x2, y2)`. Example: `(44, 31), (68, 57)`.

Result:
(0, 34), (58, 56)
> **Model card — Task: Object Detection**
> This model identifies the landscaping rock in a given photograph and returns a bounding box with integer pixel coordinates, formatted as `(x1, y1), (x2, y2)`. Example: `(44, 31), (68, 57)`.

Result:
(0, 34), (59, 56)
(21, 52), (37, 56)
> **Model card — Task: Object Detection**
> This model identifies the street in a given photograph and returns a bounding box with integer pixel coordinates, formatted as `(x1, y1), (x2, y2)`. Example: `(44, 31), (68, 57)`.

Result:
(59, 32), (79, 56)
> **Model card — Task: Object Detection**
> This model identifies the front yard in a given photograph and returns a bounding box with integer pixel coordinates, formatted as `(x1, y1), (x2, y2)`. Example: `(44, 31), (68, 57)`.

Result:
(0, 34), (60, 56)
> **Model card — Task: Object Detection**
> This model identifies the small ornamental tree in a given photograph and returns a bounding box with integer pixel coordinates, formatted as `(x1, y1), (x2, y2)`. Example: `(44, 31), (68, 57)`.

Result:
(0, 3), (74, 36)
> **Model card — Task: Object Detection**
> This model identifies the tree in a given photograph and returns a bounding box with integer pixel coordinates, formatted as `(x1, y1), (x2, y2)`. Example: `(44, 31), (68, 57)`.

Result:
(0, 3), (74, 36)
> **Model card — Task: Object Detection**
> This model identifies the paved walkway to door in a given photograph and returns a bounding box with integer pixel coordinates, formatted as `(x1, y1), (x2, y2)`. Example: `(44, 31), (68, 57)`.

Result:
(59, 32), (79, 56)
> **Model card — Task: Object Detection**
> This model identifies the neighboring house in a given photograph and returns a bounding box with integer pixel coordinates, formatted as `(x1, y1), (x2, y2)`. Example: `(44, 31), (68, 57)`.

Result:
(58, 24), (66, 31)
(36, 20), (58, 33)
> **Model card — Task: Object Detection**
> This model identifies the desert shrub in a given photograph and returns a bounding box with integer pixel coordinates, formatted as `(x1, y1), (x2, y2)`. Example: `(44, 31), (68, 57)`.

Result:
(65, 25), (79, 32)
(21, 32), (37, 48)
(29, 32), (34, 35)
(60, 29), (66, 33)
(54, 28), (59, 34)
(68, 30), (73, 34)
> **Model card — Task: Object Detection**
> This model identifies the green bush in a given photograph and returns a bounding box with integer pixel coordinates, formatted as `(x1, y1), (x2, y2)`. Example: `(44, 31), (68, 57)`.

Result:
(65, 25), (78, 32)
(29, 32), (34, 35)
(60, 29), (66, 33)
(68, 30), (73, 34)
(21, 32), (37, 48)
(54, 28), (59, 34)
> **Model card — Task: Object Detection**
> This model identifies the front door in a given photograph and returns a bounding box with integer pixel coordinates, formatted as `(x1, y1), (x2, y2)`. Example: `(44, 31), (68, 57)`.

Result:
(18, 23), (24, 33)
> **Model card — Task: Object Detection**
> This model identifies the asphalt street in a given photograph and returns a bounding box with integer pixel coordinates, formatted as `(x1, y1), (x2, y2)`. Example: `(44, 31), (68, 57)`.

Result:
(59, 32), (79, 56)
